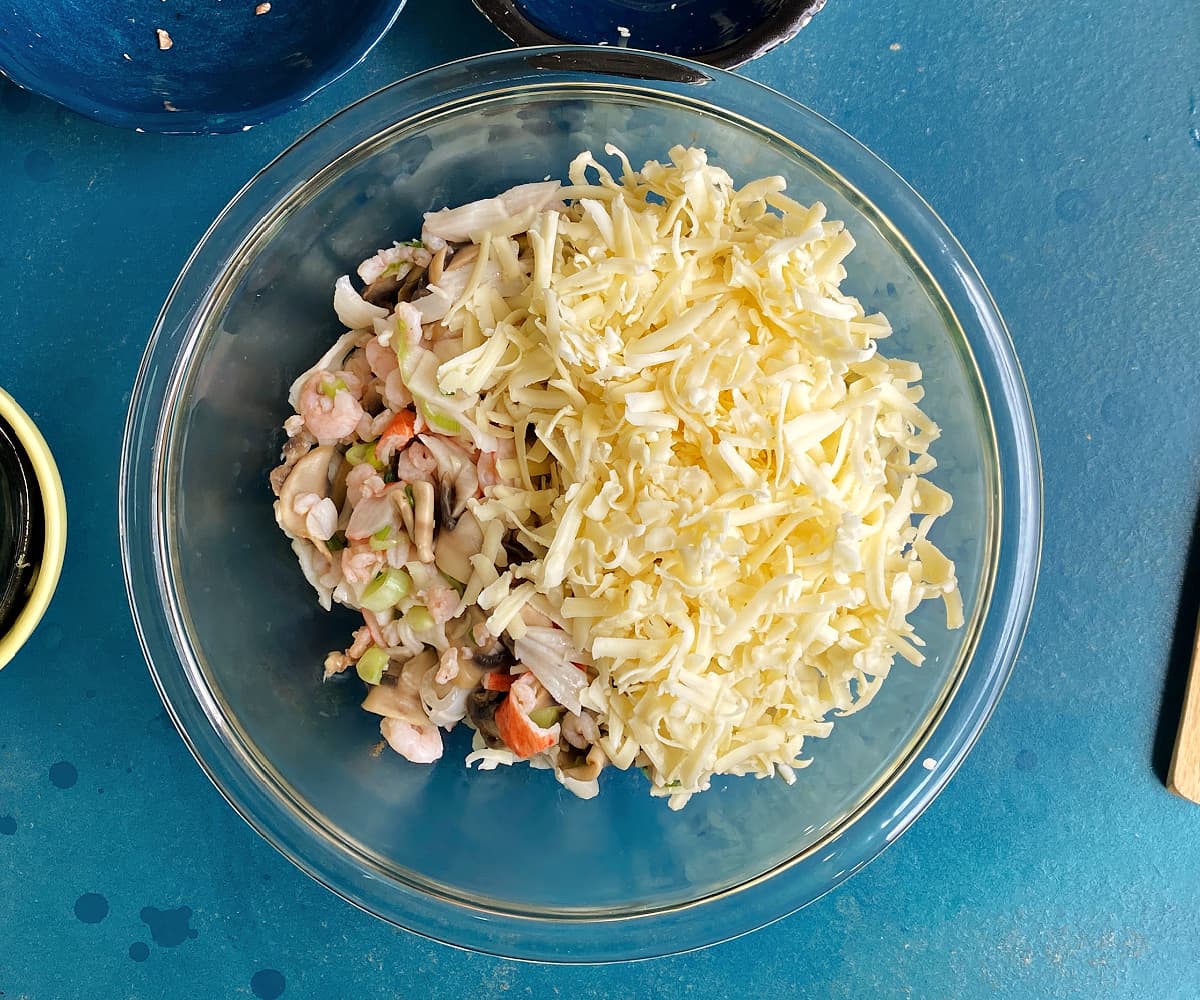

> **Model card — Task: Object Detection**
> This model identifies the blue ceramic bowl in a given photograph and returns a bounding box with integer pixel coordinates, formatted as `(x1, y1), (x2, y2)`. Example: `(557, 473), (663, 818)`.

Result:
(0, 0), (407, 134)
(471, 0), (825, 67)
(122, 47), (1041, 961)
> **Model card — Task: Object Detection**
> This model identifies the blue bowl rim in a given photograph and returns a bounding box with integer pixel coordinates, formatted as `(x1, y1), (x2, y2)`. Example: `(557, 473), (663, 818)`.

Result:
(470, 0), (827, 68)
(120, 44), (1043, 962)
(0, 0), (408, 135)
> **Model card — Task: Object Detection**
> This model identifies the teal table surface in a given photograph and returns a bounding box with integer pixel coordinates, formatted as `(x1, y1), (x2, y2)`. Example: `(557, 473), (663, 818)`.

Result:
(2, 0), (1199, 996)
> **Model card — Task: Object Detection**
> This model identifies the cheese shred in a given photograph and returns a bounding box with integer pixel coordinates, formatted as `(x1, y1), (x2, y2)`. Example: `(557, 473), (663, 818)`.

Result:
(436, 146), (962, 808)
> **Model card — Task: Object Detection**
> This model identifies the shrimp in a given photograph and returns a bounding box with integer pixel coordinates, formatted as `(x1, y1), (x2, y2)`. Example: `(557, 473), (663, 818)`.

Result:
(424, 580), (461, 625)
(342, 543), (385, 586)
(345, 494), (398, 541)
(561, 710), (601, 751)
(436, 646), (460, 685)
(345, 464), (385, 507)
(323, 651), (352, 680)
(352, 405), (396, 441)
(366, 336), (399, 379)
(357, 243), (432, 285)
(347, 625), (373, 659)
(293, 494), (337, 541)
(298, 370), (364, 443)
(477, 434), (518, 490)
(394, 440), (437, 483)
(362, 609), (390, 648)
(379, 717), (443, 763)
(383, 369), (414, 412)
(343, 347), (373, 387)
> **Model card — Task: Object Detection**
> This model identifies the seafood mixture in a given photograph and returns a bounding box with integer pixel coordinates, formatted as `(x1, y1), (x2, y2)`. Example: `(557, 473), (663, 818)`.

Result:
(271, 146), (961, 806)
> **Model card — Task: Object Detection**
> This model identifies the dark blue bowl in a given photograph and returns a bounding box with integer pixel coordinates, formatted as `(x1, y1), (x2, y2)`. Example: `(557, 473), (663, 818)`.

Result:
(471, 0), (825, 68)
(0, 0), (407, 134)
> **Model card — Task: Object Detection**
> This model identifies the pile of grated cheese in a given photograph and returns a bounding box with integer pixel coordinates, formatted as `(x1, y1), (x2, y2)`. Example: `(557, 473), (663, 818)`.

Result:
(434, 145), (963, 808)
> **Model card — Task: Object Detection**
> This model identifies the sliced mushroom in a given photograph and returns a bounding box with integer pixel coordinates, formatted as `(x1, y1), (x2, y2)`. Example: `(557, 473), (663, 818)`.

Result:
(562, 743), (607, 783)
(330, 456), (351, 511)
(434, 510), (482, 585)
(274, 445), (337, 540)
(446, 607), (510, 669)
(391, 485), (416, 540)
(466, 689), (505, 748)
(362, 268), (406, 309)
(427, 246), (447, 287)
(361, 649), (435, 725)
(411, 479), (435, 562)
(444, 243), (479, 273)
(419, 434), (478, 530)
(395, 263), (426, 304)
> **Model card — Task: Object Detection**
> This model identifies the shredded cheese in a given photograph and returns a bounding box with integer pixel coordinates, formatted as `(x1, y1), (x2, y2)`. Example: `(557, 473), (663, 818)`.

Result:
(438, 146), (962, 808)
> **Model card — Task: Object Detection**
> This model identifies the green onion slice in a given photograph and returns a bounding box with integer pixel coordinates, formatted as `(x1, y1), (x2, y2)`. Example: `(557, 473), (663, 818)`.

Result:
(356, 646), (389, 685)
(360, 568), (412, 613)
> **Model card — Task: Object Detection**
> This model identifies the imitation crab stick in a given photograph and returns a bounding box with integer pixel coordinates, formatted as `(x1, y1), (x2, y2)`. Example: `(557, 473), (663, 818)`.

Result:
(495, 674), (559, 758)
(379, 409), (417, 451)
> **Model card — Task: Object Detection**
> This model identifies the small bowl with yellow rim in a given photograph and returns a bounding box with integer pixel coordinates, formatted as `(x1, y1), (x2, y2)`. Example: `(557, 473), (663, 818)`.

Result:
(0, 387), (66, 670)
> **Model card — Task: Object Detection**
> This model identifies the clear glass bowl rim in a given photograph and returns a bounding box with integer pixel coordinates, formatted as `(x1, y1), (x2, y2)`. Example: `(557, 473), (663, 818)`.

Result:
(120, 45), (1043, 963)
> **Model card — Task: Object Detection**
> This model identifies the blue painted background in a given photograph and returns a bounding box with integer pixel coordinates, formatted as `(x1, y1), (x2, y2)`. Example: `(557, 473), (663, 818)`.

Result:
(2, 0), (1199, 996)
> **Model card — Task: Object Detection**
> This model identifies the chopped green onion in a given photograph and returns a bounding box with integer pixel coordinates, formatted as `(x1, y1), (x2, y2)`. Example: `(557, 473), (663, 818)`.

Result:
(319, 377), (348, 400)
(404, 605), (435, 631)
(393, 316), (410, 364)
(356, 646), (389, 685)
(325, 532), (347, 552)
(369, 526), (396, 551)
(528, 707), (563, 729)
(420, 404), (462, 435)
(399, 239), (424, 248)
(404, 485), (415, 507)
(441, 573), (466, 596)
(345, 442), (384, 470)
(360, 568), (412, 613)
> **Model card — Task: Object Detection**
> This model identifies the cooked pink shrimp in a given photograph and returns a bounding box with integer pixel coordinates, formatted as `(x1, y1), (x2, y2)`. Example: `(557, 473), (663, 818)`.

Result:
(347, 625), (373, 659)
(343, 347), (373, 387)
(323, 651), (352, 680)
(383, 369), (414, 412)
(346, 494), (397, 541)
(369, 408), (395, 439)
(477, 435), (518, 490)
(299, 371), (364, 443)
(345, 464), (386, 507)
(394, 440), (437, 483)
(424, 581), (461, 624)
(436, 646), (460, 685)
(342, 543), (385, 585)
(366, 337), (399, 379)
(362, 609), (390, 648)
(380, 718), (443, 763)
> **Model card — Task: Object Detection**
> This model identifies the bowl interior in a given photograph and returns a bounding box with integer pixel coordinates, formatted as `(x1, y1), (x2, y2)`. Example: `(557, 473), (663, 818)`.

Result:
(0, 0), (403, 132)
(161, 87), (996, 918)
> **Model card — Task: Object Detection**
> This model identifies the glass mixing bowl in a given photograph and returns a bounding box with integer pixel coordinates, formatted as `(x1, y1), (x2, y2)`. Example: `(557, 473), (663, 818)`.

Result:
(121, 47), (1041, 962)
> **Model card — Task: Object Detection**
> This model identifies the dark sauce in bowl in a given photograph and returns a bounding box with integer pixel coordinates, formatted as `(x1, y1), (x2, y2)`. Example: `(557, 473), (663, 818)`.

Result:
(0, 414), (42, 635)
